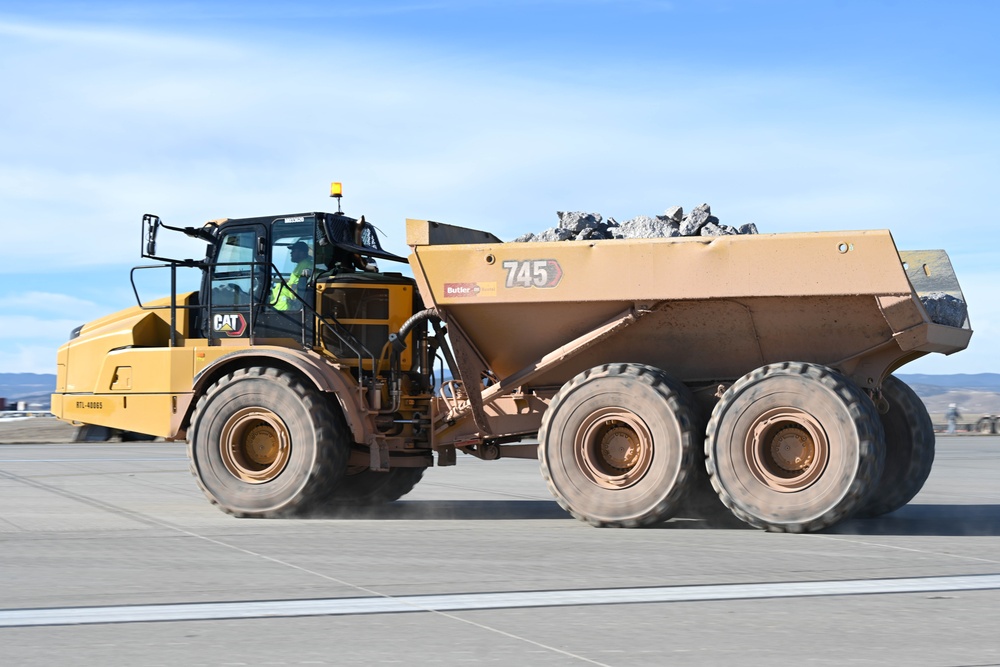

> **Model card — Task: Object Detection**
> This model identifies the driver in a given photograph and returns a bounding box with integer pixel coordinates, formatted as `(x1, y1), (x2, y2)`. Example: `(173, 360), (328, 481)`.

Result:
(271, 241), (312, 311)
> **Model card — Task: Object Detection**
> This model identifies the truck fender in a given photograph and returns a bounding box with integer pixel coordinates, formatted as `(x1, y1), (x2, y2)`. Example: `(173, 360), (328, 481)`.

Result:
(189, 348), (369, 444)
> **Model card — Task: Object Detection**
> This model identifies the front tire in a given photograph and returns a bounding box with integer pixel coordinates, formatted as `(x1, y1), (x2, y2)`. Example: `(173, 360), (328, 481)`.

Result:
(188, 367), (349, 517)
(705, 362), (884, 533)
(539, 363), (699, 528)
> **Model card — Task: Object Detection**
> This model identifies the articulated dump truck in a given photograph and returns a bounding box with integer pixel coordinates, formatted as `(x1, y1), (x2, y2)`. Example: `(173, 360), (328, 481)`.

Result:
(52, 204), (972, 532)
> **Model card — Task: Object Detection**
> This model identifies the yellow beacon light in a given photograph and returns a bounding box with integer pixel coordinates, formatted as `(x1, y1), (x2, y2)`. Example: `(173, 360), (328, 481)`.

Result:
(330, 181), (343, 212)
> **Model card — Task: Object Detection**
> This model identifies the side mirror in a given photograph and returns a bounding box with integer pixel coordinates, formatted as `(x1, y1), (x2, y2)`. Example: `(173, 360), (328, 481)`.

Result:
(143, 214), (161, 258)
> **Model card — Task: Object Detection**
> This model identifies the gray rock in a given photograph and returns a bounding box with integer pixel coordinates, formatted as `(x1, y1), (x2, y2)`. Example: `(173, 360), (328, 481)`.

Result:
(613, 215), (678, 239)
(701, 222), (739, 236)
(513, 203), (758, 242)
(575, 227), (607, 241)
(920, 292), (968, 328)
(680, 203), (711, 236)
(534, 227), (576, 242)
(557, 211), (603, 233)
(513, 232), (537, 243)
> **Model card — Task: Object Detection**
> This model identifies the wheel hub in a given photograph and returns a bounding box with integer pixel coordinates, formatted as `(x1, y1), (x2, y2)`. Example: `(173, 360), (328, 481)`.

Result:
(745, 408), (829, 492)
(574, 408), (654, 489)
(220, 407), (291, 484)
(244, 425), (280, 465)
(600, 427), (640, 470)
(769, 427), (815, 472)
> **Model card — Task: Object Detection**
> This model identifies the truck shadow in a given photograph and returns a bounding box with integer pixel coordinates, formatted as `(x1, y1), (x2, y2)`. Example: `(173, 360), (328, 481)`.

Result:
(826, 504), (1000, 537)
(302, 501), (1000, 535)
(304, 500), (574, 521)
(303, 499), (749, 527)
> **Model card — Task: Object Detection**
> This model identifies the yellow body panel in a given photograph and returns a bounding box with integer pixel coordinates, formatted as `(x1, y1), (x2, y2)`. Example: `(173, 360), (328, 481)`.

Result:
(53, 392), (180, 438)
(50, 279), (400, 440)
(316, 281), (415, 370)
(61, 293), (195, 393)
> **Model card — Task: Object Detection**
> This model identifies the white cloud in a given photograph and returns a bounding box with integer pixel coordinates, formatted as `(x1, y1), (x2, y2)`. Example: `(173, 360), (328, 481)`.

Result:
(0, 314), (83, 342)
(0, 291), (100, 317)
(0, 16), (238, 55)
(0, 343), (70, 375)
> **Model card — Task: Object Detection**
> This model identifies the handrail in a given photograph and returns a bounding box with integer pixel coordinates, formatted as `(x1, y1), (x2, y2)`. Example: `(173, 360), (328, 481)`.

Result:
(128, 260), (377, 374)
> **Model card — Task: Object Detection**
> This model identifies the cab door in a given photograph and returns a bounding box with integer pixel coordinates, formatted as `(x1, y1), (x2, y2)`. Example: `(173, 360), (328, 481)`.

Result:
(204, 224), (266, 340)
(254, 216), (318, 343)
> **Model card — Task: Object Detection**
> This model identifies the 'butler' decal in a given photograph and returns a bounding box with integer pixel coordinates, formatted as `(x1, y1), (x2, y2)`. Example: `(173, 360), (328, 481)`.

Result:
(502, 259), (562, 289)
(213, 313), (247, 336)
(444, 282), (497, 298)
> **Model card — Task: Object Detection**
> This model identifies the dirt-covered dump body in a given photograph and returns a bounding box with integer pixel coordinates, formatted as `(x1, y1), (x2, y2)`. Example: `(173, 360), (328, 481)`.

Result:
(407, 219), (971, 394)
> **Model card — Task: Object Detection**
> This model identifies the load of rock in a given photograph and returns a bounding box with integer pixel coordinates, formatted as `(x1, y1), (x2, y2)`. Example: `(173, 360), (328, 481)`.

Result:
(512, 204), (758, 243)
(511, 205), (969, 329)
(919, 292), (968, 329)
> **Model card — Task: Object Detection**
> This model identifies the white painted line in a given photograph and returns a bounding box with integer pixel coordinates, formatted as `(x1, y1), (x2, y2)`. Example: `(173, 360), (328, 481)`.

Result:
(2, 574), (999, 628)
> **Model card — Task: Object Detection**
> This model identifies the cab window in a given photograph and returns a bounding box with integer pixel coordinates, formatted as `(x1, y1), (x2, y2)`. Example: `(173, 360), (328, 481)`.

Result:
(210, 230), (258, 306)
(268, 218), (316, 311)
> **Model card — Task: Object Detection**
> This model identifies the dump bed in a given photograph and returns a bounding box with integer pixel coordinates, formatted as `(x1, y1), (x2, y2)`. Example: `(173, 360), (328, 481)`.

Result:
(407, 220), (971, 393)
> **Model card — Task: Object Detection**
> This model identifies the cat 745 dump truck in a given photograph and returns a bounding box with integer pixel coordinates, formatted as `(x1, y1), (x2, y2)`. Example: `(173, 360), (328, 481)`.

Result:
(52, 195), (972, 532)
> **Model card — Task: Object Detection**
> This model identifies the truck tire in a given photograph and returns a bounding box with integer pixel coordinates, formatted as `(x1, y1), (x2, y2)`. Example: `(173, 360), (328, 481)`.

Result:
(856, 375), (934, 518)
(188, 366), (349, 518)
(120, 430), (157, 442)
(327, 467), (426, 506)
(705, 362), (885, 533)
(74, 425), (113, 442)
(538, 363), (698, 528)
(976, 417), (997, 435)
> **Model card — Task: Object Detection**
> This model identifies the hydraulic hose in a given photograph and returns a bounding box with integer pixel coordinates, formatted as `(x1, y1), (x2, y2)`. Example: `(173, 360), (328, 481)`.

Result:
(390, 308), (440, 352)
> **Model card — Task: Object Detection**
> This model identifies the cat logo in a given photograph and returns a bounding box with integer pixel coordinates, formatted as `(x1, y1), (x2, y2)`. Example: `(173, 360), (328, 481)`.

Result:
(213, 313), (247, 337)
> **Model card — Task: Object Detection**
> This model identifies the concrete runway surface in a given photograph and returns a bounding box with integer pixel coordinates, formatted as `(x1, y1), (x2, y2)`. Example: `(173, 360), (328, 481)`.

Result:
(1, 436), (998, 666)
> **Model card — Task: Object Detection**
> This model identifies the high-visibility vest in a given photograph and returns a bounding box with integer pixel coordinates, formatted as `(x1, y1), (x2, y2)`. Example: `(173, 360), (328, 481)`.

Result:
(270, 260), (311, 311)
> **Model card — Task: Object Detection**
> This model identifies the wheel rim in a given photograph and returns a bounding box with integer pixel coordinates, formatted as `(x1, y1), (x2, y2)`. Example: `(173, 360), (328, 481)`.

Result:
(744, 407), (829, 492)
(219, 407), (292, 484)
(574, 407), (654, 489)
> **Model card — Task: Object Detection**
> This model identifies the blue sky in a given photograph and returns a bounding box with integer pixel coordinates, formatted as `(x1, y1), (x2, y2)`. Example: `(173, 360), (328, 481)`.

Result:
(0, 0), (997, 375)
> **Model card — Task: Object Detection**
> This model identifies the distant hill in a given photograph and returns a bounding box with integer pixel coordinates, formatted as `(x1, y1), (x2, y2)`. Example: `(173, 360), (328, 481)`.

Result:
(894, 373), (1000, 417)
(895, 373), (1000, 394)
(0, 373), (56, 408)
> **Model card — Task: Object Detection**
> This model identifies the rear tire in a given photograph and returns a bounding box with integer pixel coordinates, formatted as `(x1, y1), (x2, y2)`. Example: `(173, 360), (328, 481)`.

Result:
(856, 375), (934, 518)
(539, 363), (698, 528)
(976, 417), (997, 435)
(705, 362), (884, 533)
(188, 367), (349, 517)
